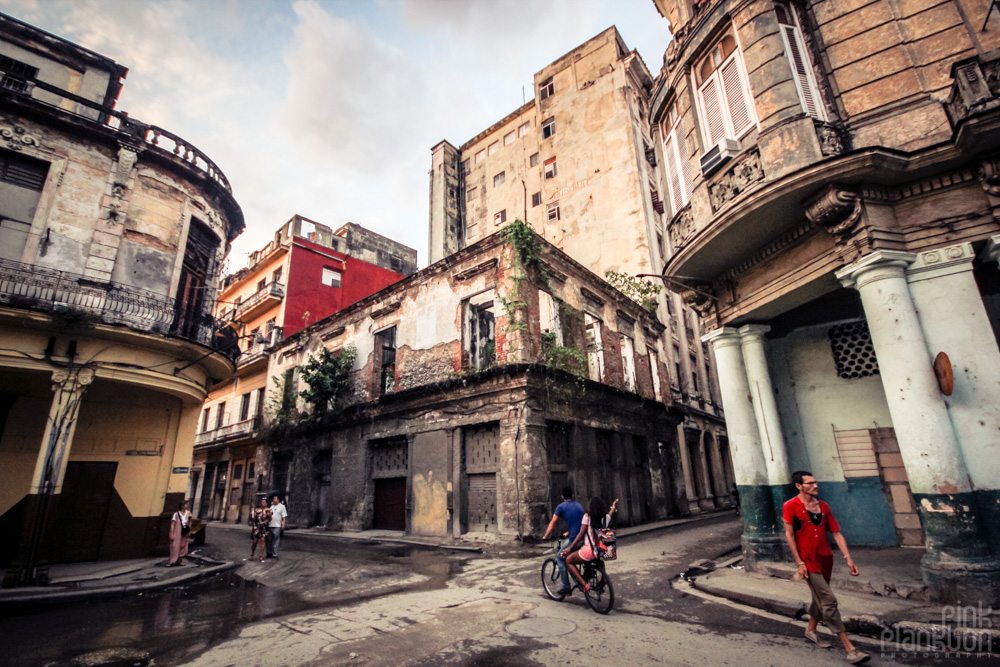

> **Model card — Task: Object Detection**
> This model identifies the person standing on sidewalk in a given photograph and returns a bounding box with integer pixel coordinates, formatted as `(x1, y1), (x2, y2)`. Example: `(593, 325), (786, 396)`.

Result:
(266, 495), (287, 559)
(783, 470), (869, 664)
(541, 486), (584, 596)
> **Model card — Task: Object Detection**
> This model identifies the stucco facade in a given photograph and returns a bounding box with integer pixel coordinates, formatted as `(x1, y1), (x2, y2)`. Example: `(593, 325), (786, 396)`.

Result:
(429, 27), (730, 513)
(0, 13), (243, 583)
(649, 0), (1000, 604)
(261, 227), (691, 539)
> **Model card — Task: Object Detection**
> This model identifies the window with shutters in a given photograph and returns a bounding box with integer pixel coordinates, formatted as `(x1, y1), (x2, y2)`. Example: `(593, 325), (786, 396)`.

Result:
(650, 184), (664, 215)
(544, 158), (557, 179)
(660, 102), (694, 214)
(0, 149), (49, 261)
(775, 3), (826, 121)
(695, 31), (756, 146)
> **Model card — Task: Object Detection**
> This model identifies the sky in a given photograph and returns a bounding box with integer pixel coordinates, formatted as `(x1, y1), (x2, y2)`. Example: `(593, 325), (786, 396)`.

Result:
(0, 0), (671, 272)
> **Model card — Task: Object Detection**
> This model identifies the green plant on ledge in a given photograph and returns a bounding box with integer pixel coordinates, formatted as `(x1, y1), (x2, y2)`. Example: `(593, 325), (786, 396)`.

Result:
(540, 332), (587, 377)
(605, 270), (662, 313)
(299, 345), (357, 417)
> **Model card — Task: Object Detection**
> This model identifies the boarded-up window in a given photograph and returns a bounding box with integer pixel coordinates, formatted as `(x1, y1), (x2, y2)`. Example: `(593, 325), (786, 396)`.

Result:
(833, 428), (879, 478)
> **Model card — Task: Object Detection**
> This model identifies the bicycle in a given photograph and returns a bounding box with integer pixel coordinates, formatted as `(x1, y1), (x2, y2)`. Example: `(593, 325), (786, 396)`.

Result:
(541, 541), (615, 614)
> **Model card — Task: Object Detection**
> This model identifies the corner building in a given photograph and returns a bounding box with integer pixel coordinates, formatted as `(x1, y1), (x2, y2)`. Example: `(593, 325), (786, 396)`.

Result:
(430, 27), (732, 514)
(0, 13), (243, 582)
(648, 0), (1000, 604)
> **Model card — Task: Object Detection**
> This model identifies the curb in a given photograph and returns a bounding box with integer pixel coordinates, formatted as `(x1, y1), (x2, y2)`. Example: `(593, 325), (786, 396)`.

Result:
(0, 559), (238, 610)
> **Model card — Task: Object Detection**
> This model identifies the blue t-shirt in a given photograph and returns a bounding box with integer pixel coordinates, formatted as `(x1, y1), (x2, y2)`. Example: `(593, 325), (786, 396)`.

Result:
(555, 500), (585, 542)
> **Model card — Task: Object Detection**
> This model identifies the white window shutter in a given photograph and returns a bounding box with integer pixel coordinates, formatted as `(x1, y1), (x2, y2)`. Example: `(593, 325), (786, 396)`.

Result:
(678, 130), (695, 195)
(721, 58), (752, 136)
(664, 132), (685, 213)
(782, 24), (825, 121)
(700, 75), (727, 145)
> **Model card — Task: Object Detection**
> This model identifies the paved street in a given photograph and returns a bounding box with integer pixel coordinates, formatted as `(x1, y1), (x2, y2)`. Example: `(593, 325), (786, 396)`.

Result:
(3, 514), (986, 666)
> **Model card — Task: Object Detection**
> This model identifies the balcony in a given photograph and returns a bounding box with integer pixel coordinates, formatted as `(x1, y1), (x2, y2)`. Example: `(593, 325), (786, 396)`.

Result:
(232, 283), (284, 323)
(195, 415), (262, 447)
(237, 327), (283, 370)
(0, 258), (235, 358)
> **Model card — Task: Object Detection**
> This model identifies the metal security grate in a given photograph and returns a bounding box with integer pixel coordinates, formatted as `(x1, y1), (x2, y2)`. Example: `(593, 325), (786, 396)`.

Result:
(828, 320), (879, 379)
(371, 438), (407, 474)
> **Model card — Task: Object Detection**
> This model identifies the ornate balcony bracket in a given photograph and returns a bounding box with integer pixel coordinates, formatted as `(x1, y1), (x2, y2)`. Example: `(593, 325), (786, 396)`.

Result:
(815, 121), (845, 157)
(979, 156), (1000, 197)
(946, 55), (1000, 128)
(805, 184), (862, 238)
(708, 147), (765, 213)
(678, 283), (716, 316)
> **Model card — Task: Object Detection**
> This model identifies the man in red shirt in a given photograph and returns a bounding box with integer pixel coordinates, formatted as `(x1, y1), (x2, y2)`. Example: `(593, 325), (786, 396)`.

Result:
(783, 470), (869, 664)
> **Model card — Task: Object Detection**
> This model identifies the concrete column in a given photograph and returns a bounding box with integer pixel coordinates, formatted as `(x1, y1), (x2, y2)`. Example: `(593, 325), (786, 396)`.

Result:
(907, 241), (1000, 551)
(30, 367), (96, 494)
(739, 325), (794, 518)
(703, 328), (784, 567)
(676, 423), (700, 512)
(838, 250), (1000, 606)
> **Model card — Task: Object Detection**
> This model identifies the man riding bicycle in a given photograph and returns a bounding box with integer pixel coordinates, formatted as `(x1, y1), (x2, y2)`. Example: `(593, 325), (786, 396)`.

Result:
(541, 486), (584, 596)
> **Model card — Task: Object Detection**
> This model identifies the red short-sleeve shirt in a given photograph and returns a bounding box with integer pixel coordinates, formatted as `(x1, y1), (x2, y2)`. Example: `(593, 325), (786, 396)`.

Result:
(782, 497), (840, 574)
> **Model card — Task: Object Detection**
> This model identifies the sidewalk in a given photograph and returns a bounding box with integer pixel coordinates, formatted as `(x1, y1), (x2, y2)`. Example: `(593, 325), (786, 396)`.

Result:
(686, 548), (1000, 654)
(0, 553), (236, 610)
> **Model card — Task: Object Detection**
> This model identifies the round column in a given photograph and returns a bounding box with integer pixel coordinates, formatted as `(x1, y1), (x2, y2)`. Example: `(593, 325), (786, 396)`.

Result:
(703, 328), (784, 567)
(837, 250), (1000, 606)
(739, 324), (794, 519)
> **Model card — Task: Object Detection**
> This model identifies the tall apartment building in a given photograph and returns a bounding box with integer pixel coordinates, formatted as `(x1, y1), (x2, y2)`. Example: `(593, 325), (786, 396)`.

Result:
(190, 215), (415, 524)
(429, 27), (731, 512)
(0, 12), (243, 582)
(648, 0), (1000, 605)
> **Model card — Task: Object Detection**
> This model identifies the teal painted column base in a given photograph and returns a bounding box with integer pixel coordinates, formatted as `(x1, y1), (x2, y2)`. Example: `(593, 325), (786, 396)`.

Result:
(736, 484), (788, 571)
(914, 491), (1000, 606)
(770, 483), (796, 526)
(741, 533), (787, 572)
(974, 488), (1000, 553)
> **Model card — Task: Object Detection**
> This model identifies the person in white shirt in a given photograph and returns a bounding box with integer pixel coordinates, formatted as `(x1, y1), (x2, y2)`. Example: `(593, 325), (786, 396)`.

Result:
(266, 495), (288, 558)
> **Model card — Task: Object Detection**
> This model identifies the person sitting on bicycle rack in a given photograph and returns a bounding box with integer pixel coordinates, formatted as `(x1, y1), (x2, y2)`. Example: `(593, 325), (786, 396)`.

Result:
(563, 497), (618, 592)
(541, 486), (585, 596)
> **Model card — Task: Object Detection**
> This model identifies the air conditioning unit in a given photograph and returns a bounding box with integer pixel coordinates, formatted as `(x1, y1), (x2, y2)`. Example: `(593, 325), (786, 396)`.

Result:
(699, 137), (741, 178)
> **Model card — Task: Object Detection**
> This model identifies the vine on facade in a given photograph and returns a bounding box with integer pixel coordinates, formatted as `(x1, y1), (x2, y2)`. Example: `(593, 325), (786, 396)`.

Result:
(605, 270), (661, 312)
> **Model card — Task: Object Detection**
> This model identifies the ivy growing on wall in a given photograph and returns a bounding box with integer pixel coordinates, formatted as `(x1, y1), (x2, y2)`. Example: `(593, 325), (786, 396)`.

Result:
(540, 332), (587, 376)
(299, 345), (357, 417)
(605, 270), (662, 312)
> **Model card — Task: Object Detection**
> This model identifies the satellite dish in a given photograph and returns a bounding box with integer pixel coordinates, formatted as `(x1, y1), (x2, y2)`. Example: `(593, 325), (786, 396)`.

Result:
(933, 352), (953, 396)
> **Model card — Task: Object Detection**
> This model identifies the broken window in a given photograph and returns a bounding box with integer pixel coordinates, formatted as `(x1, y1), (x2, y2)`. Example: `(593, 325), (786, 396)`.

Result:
(494, 209), (507, 225)
(321, 267), (341, 287)
(538, 291), (562, 345)
(376, 326), (396, 395)
(547, 201), (560, 222)
(173, 217), (219, 341)
(544, 158), (557, 179)
(648, 348), (661, 399)
(464, 291), (496, 371)
(530, 153), (539, 167)
(690, 354), (700, 394)
(542, 117), (555, 139)
(539, 77), (554, 100)
(673, 344), (682, 388)
(621, 334), (637, 392)
(0, 149), (49, 261)
(531, 192), (542, 207)
(494, 171), (505, 187)
(585, 313), (604, 382)
(504, 131), (516, 146)
(281, 366), (298, 414)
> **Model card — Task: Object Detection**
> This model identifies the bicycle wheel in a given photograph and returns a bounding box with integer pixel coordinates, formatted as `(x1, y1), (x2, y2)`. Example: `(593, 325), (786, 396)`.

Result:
(584, 566), (614, 614)
(541, 558), (566, 601)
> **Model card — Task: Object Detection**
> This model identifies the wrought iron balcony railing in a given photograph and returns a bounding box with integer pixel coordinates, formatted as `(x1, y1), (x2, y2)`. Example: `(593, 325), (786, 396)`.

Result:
(0, 257), (226, 352)
(0, 74), (231, 194)
(195, 415), (262, 447)
(233, 282), (284, 321)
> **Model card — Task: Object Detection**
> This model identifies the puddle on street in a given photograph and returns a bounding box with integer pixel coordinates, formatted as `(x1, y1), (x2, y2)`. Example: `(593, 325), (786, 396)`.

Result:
(2, 545), (474, 667)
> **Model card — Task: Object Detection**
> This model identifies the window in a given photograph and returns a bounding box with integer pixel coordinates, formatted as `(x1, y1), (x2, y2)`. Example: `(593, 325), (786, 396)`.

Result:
(544, 158), (557, 179)
(518, 122), (530, 137)
(465, 292), (496, 370)
(531, 192), (542, 207)
(542, 117), (556, 139)
(775, 2), (826, 120)
(494, 209), (507, 225)
(649, 349), (661, 398)
(201, 408), (210, 432)
(0, 150), (49, 262)
(657, 232), (664, 257)
(547, 201), (560, 222)
(321, 267), (341, 287)
(215, 402), (226, 429)
(239, 392), (251, 421)
(281, 367), (297, 414)
(466, 186), (478, 201)
(256, 387), (266, 418)
(650, 184), (664, 215)
(661, 102), (694, 213)
(530, 153), (539, 167)
(585, 313), (604, 381)
(376, 327), (396, 395)
(673, 345), (682, 388)
(696, 31), (756, 145)
(272, 267), (283, 284)
(539, 77), (554, 100)
(621, 335), (637, 392)
(257, 278), (266, 292)
(475, 149), (485, 164)
(504, 131), (516, 146)
(494, 171), (505, 187)
(0, 55), (38, 93)
(461, 158), (470, 173)
(538, 291), (562, 344)
(488, 141), (499, 156)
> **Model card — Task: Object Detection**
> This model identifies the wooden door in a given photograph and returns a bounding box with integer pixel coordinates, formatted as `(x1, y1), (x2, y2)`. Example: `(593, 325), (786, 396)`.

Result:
(374, 478), (406, 531)
(54, 462), (117, 562)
